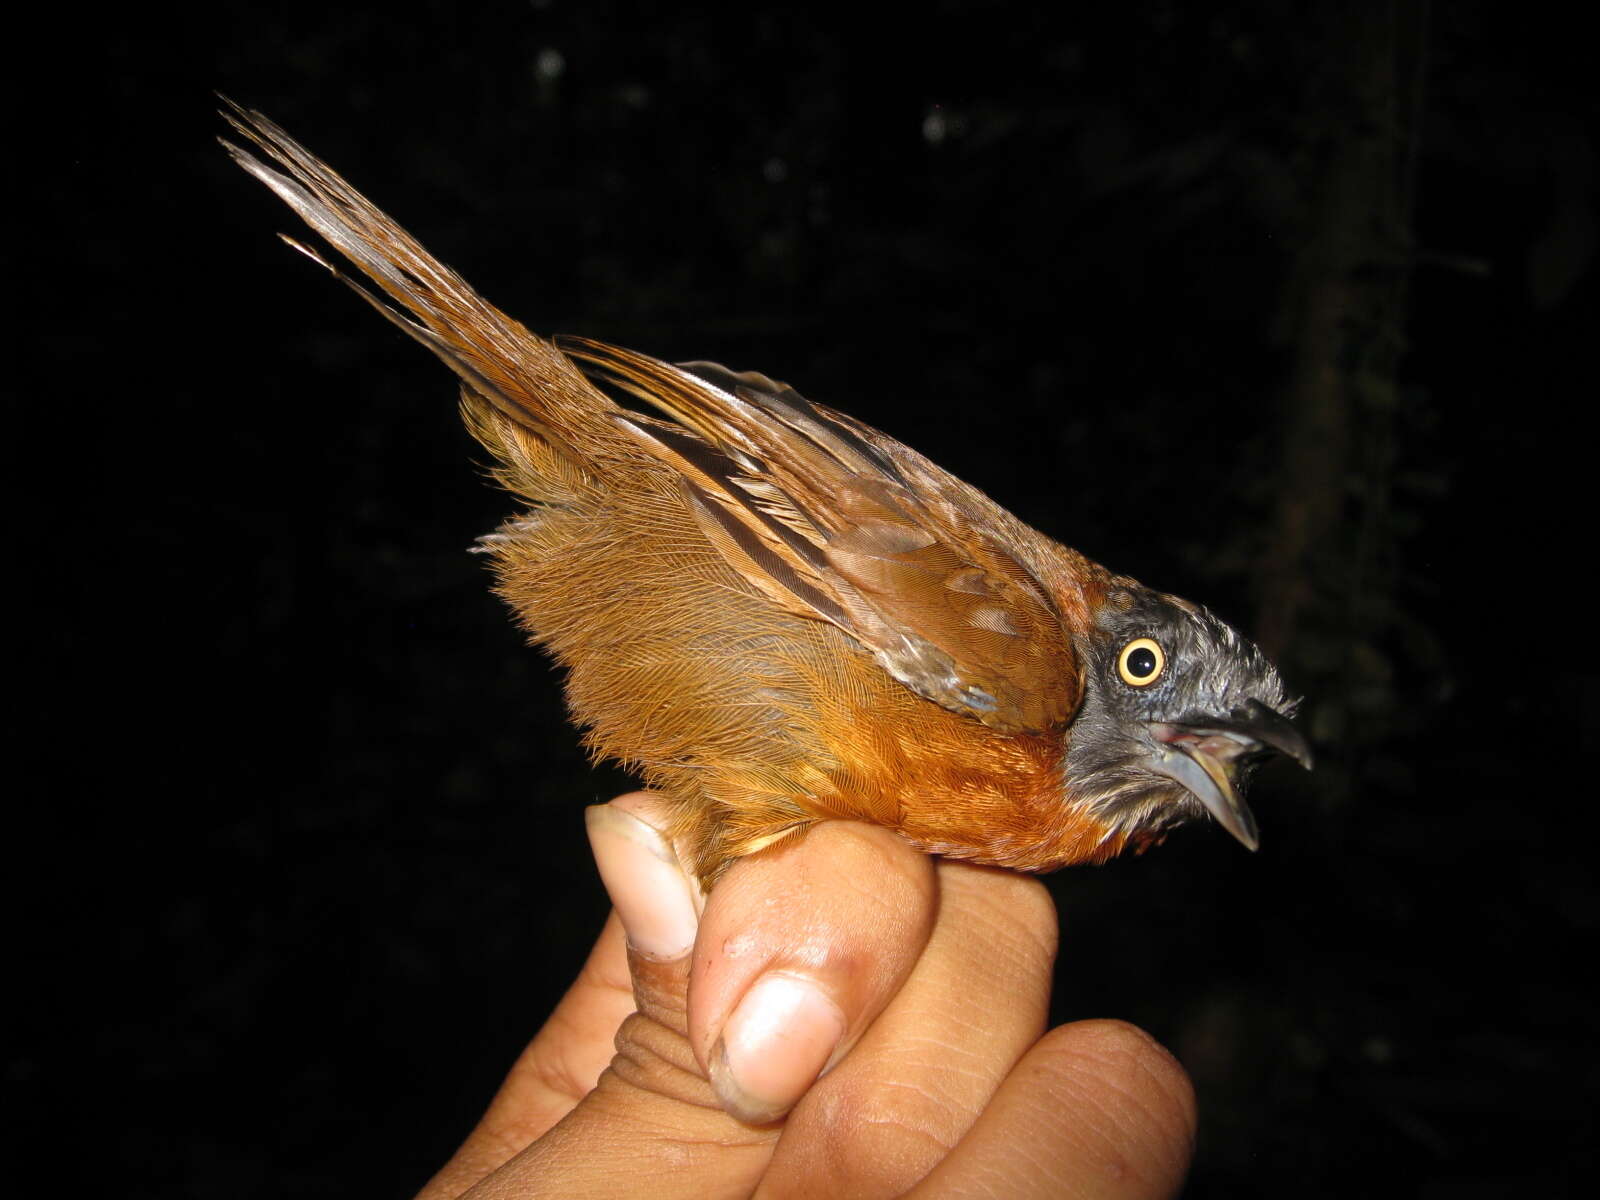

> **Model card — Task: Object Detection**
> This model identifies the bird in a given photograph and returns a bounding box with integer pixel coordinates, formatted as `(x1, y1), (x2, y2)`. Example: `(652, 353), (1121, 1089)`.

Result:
(221, 101), (1311, 887)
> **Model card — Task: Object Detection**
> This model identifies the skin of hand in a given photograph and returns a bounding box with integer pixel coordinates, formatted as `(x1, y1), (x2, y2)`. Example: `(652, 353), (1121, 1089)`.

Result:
(415, 794), (1197, 1199)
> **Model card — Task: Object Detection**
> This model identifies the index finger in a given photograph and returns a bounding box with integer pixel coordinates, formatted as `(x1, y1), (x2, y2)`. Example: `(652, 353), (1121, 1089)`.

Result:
(688, 819), (939, 1123)
(755, 860), (1058, 1196)
(907, 1020), (1197, 1198)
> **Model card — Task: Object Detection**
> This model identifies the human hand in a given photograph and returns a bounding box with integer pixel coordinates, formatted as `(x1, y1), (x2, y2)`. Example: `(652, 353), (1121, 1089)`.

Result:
(416, 794), (1196, 1198)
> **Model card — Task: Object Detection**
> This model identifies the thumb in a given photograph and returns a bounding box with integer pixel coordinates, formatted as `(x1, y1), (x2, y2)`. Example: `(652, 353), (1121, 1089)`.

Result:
(461, 796), (778, 1200)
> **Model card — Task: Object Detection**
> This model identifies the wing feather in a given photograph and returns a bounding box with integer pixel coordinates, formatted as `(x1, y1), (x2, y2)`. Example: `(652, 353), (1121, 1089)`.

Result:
(567, 341), (1082, 732)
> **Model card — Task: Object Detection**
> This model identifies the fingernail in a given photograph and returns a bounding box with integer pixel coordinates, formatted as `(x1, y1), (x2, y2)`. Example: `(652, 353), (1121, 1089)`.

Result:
(709, 973), (847, 1124)
(585, 804), (700, 960)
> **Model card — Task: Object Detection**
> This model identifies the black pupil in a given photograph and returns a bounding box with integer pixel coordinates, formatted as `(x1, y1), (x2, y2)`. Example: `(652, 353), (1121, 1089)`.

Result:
(1127, 647), (1157, 678)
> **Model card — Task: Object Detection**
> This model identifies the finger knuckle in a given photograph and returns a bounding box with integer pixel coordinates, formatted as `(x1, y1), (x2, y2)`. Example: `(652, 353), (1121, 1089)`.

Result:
(800, 1074), (956, 1192)
(956, 874), (1059, 972)
(608, 1011), (721, 1112)
(1038, 1020), (1198, 1169)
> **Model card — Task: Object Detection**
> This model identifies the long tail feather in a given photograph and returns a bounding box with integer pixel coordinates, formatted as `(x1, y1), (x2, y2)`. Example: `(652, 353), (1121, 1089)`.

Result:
(218, 97), (609, 464)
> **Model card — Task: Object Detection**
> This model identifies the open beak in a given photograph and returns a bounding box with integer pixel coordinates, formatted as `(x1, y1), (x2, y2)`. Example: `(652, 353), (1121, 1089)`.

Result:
(1148, 700), (1312, 851)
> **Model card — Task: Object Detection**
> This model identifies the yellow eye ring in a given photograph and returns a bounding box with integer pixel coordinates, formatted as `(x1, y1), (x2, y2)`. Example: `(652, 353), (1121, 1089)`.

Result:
(1117, 638), (1166, 686)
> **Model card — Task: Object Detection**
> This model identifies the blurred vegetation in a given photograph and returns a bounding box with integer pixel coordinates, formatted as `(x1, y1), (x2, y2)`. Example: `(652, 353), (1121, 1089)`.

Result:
(21, 1), (1593, 1196)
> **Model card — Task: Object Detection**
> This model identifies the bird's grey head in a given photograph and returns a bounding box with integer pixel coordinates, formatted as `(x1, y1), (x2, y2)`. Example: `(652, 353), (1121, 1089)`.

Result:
(1065, 585), (1311, 850)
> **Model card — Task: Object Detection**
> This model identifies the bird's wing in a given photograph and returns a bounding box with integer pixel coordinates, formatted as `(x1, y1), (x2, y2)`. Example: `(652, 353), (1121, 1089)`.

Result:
(564, 342), (1082, 734)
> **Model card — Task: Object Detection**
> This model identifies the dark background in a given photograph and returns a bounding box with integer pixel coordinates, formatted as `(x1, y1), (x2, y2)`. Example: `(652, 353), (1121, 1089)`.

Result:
(18, 2), (1593, 1195)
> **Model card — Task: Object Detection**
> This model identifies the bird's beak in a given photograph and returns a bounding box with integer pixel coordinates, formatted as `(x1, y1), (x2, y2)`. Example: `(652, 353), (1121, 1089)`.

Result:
(1148, 700), (1312, 851)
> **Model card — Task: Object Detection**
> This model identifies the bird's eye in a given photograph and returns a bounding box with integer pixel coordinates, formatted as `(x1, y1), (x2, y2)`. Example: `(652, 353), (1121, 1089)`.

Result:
(1117, 638), (1166, 686)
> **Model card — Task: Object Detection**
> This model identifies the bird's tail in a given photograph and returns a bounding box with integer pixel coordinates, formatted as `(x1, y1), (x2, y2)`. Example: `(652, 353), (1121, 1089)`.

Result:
(220, 98), (618, 486)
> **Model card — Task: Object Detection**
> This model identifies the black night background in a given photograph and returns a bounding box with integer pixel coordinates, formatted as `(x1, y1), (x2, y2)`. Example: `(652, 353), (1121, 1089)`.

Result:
(16, 2), (1594, 1195)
